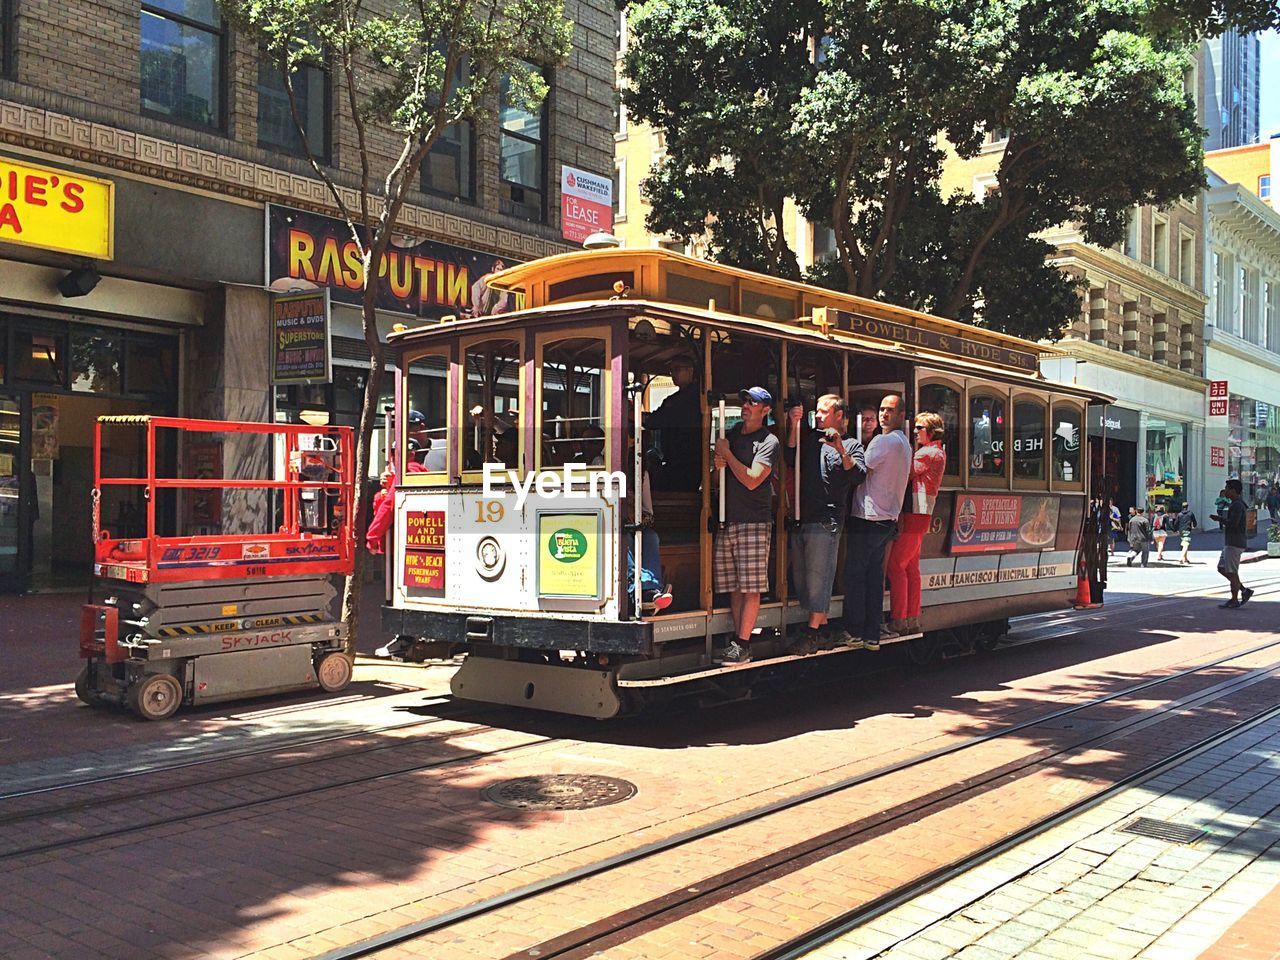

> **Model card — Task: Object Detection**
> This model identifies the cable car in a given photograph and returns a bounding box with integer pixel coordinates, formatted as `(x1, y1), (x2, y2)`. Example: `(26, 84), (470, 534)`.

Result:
(378, 249), (1107, 717)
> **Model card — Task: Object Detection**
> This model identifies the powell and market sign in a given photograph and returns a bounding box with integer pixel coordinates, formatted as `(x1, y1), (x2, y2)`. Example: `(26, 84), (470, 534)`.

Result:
(266, 204), (516, 318)
(813, 308), (1040, 374)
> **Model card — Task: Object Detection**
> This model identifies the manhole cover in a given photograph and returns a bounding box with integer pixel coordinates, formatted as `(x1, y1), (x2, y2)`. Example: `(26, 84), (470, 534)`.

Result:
(482, 774), (637, 810)
(1118, 817), (1205, 845)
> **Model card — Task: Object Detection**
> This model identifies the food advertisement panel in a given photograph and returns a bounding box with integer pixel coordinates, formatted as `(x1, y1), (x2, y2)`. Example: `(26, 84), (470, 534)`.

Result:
(403, 511), (446, 596)
(949, 494), (1060, 554)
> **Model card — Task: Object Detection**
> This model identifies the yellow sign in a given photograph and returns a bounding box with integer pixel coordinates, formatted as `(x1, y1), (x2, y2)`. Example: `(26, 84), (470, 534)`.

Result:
(537, 513), (601, 599)
(0, 157), (114, 259)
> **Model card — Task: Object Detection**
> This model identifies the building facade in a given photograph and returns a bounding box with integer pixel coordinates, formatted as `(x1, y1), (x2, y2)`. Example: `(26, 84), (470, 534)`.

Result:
(1202, 31), (1262, 150)
(1203, 174), (1280, 523)
(0, 0), (617, 593)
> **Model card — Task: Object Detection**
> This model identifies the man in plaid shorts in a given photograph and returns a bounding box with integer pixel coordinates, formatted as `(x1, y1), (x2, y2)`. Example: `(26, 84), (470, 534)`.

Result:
(713, 386), (780, 664)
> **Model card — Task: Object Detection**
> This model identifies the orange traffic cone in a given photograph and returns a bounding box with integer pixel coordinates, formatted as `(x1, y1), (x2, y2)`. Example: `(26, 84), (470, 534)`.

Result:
(1073, 574), (1091, 609)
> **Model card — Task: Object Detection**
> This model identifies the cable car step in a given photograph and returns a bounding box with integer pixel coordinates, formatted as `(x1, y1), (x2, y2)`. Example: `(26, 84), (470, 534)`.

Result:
(616, 632), (923, 688)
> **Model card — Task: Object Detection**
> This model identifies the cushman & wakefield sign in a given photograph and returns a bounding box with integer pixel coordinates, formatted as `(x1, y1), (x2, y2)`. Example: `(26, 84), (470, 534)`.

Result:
(0, 157), (114, 259)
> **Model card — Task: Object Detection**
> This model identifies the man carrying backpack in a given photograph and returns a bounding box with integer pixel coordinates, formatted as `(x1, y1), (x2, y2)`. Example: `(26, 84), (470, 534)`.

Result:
(1176, 502), (1198, 565)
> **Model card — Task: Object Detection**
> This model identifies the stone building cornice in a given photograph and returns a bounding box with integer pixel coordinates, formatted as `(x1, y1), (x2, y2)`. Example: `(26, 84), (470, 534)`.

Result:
(1205, 326), (1280, 375)
(0, 98), (574, 263)
(1050, 338), (1208, 392)
(1044, 235), (1208, 315)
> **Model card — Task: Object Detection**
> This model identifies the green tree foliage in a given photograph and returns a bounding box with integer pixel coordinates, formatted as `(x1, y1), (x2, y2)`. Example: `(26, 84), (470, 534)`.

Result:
(218, 0), (571, 650)
(623, 0), (1252, 340)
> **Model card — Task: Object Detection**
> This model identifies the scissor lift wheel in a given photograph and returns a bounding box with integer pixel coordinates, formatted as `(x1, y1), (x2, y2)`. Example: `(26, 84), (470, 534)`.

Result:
(74, 666), (96, 706)
(129, 673), (183, 721)
(316, 652), (353, 693)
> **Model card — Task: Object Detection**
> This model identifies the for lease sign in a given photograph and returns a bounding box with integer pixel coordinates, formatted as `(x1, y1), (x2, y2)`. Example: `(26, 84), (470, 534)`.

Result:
(560, 165), (613, 244)
(0, 158), (114, 259)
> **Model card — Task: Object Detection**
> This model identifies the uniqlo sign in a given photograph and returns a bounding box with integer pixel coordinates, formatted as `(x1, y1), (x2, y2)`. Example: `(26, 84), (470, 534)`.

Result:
(1209, 399), (1228, 417)
(560, 165), (613, 244)
(1209, 380), (1228, 398)
(1211, 446), (1226, 468)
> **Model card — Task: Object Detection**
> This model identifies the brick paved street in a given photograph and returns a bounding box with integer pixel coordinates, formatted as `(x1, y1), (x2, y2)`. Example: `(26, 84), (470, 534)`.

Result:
(1, 553), (1278, 960)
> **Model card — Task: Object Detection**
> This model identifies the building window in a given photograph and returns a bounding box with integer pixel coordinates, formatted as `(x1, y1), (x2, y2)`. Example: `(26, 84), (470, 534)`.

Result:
(972, 173), (999, 201)
(140, 1), (224, 129)
(421, 56), (474, 203)
(257, 53), (328, 159)
(1265, 281), (1278, 353)
(1179, 231), (1194, 286)
(498, 64), (547, 223)
(422, 121), (475, 202)
(1241, 265), (1259, 342)
(1123, 207), (1140, 260)
(1152, 216), (1168, 274)
(1214, 250), (1232, 332)
(812, 223), (836, 263)
(615, 88), (627, 138)
(1, 0), (13, 79)
(1262, 175), (1272, 201)
(613, 158), (626, 222)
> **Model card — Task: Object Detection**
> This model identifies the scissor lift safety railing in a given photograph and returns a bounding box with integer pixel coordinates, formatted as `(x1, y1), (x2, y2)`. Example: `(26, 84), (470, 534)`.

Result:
(91, 415), (356, 584)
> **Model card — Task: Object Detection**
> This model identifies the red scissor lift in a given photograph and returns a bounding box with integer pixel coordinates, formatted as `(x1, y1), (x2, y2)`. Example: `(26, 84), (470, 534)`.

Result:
(78, 416), (356, 719)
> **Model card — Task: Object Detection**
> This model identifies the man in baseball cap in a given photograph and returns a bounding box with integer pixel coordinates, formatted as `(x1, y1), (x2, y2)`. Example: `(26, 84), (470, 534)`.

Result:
(713, 385), (779, 664)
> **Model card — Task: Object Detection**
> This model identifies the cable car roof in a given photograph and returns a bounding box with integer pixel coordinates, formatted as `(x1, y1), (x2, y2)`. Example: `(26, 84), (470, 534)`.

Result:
(387, 298), (1112, 404)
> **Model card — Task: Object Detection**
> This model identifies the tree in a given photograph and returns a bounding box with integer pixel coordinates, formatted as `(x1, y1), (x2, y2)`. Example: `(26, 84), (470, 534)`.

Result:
(624, 0), (1254, 341)
(219, 0), (571, 654)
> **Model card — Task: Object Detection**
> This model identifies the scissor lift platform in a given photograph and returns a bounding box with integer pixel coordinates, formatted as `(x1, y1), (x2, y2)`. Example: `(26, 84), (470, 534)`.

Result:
(77, 416), (356, 720)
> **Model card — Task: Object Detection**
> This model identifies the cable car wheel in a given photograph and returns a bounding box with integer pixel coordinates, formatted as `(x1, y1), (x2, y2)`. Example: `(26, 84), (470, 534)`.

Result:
(906, 631), (945, 667)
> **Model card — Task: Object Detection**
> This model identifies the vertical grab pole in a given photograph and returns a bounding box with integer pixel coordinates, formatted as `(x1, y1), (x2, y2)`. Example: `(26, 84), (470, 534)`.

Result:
(633, 387), (643, 619)
(793, 408), (802, 524)
(717, 398), (727, 527)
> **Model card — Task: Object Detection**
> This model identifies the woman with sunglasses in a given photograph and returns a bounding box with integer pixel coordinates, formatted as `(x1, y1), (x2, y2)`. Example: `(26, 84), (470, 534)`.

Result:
(885, 412), (948, 635)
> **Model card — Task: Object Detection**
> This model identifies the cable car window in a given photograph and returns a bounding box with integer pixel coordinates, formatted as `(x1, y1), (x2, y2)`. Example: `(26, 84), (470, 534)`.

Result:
(463, 339), (521, 471)
(918, 381), (961, 481)
(1012, 399), (1046, 481)
(540, 337), (606, 468)
(1051, 402), (1082, 483)
(404, 352), (448, 475)
(968, 392), (1006, 477)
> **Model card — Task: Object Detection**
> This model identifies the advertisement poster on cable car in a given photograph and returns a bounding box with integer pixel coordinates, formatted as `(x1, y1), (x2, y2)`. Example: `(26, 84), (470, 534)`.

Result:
(265, 204), (521, 319)
(537, 512), (601, 599)
(950, 494), (1060, 554)
(403, 511), (446, 596)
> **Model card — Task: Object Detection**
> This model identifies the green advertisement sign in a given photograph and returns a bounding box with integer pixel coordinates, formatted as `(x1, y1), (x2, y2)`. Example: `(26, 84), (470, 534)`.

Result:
(537, 513), (601, 599)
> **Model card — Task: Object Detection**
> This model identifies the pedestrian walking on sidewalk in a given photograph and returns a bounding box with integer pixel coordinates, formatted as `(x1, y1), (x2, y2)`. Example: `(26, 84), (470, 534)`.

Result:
(1176, 502), (1197, 564)
(1126, 506), (1152, 567)
(1152, 505), (1169, 561)
(1210, 479), (1254, 609)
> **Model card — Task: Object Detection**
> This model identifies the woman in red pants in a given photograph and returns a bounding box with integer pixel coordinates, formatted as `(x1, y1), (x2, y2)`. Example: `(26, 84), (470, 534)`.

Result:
(886, 412), (947, 634)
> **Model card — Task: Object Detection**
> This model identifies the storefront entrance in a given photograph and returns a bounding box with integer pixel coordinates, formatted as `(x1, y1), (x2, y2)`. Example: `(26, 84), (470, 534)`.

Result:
(0, 315), (179, 593)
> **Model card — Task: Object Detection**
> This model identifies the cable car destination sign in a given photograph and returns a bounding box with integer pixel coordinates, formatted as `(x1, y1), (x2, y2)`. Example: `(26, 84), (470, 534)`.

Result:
(814, 308), (1040, 374)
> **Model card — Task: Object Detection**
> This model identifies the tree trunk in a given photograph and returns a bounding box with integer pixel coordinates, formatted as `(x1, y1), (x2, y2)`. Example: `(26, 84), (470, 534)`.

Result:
(339, 298), (387, 656)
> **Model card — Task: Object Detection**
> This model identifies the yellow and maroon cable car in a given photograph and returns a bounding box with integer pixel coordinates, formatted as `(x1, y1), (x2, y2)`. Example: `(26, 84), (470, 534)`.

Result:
(379, 249), (1108, 717)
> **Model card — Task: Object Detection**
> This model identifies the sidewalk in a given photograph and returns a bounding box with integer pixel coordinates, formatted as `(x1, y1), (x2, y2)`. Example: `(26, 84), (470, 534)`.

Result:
(809, 701), (1280, 960)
